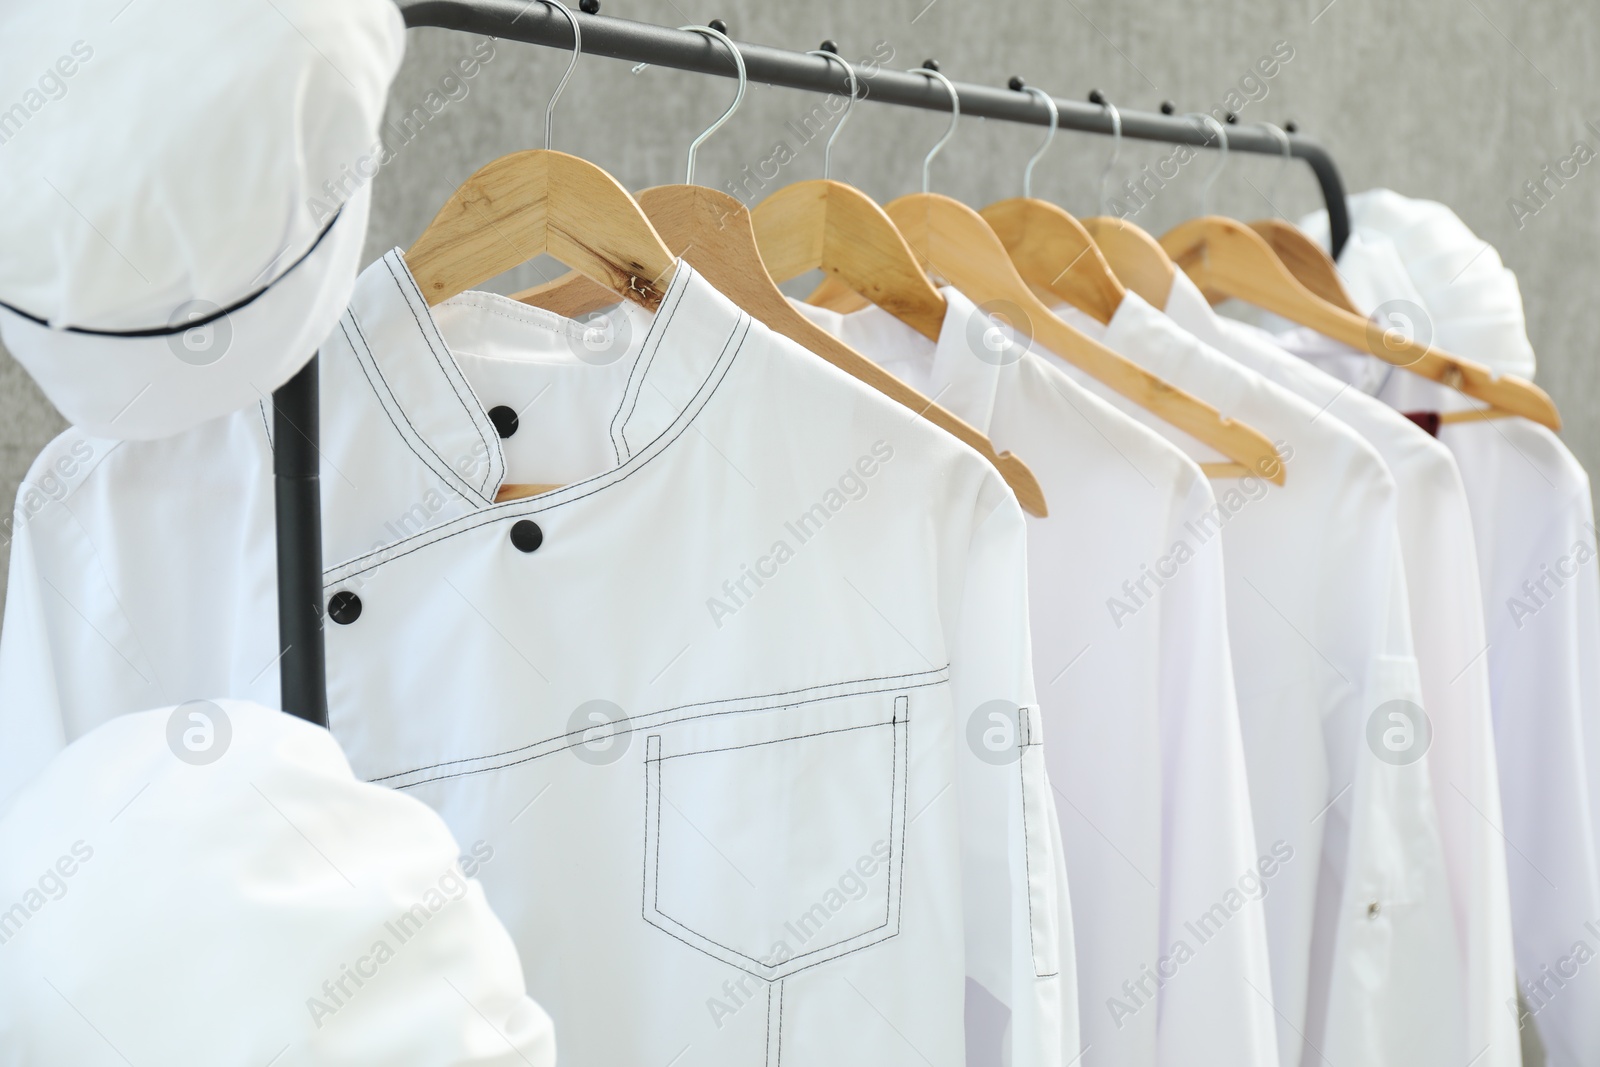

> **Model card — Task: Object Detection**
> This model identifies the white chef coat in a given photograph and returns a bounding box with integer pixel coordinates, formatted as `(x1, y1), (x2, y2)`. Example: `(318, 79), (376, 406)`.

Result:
(0, 252), (1074, 1067)
(796, 291), (1276, 1067)
(1269, 231), (1600, 1065)
(1049, 293), (1464, 1067)
(0, 701), (556, 1067)
(1162, 272), (1520, 1067)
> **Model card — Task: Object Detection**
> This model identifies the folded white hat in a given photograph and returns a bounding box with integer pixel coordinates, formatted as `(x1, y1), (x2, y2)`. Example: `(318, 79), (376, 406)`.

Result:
(0, 0), (405, 439)
(0, 701), (556, 1067)
(1296, 189), (1537, 380)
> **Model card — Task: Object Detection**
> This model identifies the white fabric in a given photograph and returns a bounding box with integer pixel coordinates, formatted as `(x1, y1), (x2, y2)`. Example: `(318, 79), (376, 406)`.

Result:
(1270, 226), (1600, 1064)
(1051, 294), (1464, 1067)
(0, 0), (404, 438)
(1294, 189), (1535, 380)
(1163, 272), (1520, 1067)
(0, 700), (555, 1067)
(796, 292), (1276, 1067)
(0, 252), (1073, 1067)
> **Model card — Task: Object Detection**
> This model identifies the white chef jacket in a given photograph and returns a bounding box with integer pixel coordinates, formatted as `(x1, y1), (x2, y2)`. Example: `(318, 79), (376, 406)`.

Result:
(1049, 293), (1464, 1067)
(1269, 231), (1600, 1065)
(1162, 272), (1520, 1067)
(796, 291), (1276, 1067)
(0, 252), (1074, 1067)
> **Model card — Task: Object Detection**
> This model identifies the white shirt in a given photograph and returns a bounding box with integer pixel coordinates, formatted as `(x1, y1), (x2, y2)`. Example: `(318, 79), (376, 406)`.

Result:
(0, 252), (1074, 1067)
(797, 290), (1276, 1067)
(1162, 273), (1520, 1067)
(1271, 238), (1600, 1065)
(0, 701), (556, 1067)
(1050, 293), (1464, 1067)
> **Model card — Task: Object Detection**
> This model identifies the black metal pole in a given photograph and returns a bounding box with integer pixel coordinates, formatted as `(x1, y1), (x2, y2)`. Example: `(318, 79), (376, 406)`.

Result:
(272, 354), (329, 727)
(401, 0), (1350, 255)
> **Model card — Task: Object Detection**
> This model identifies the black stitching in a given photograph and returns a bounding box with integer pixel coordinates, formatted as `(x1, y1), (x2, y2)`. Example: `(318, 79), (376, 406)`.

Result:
(775, 979), (784, 1067)
(340, 315), (488, 507)
(381, 255), (501, 497)
(373, 666), (946, 784)
(635, 699), (910, 980)
(609, 261), (692, 464)
(658, 719), (895, 760)
(324, 313), (750, 585)
(895, 704), (910, 931)
(388, 674), (944, 790)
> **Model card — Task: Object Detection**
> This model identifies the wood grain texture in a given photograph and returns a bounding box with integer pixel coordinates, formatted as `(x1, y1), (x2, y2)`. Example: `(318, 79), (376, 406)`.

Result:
(1248, 218), (1361, 314)
(886, 193), (1287, 484)
(1162, 216), (1562, 430)
(404, 150), (677, 310)
(1082, 216), (1178, 309)
(517, 184), (1049, 516)
(751, 179), (948, 341)
(980, 198), (1124, 325)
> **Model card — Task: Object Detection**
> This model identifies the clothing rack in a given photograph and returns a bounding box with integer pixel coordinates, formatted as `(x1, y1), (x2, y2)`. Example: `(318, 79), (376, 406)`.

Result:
(271, 1), (1355, 725)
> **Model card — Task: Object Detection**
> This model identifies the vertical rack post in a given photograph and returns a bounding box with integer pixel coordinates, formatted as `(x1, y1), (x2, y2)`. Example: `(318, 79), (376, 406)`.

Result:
(272, 355), (329, 727)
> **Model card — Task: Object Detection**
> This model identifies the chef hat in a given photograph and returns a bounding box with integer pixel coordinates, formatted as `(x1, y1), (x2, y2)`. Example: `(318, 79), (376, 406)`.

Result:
(0, 701), (556, 1067)
(1297, 189), (1537, 379)
(0, 0), (406, 439)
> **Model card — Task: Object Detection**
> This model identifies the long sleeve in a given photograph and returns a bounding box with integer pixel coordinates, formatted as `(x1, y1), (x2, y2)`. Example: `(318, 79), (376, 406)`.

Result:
(952, 484), (1074, 1067)
(0, 502), (69, 811)
(1155, 475), (1280, 1067)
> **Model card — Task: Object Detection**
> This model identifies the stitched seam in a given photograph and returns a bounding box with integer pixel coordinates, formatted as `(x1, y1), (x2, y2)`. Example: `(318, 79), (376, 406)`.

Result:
(658, 719), (896, 760)
(1017, 712), (1053, 978)
(614, 268), (693, 464)
(609, 261), (689, 464)
(891, 697), (908, 934)
(383, 674), (946, 790)
(341, 317), (485, 506)
(641, 710), (906, 975)
(323, 315), (750, 584)
(372, 666), (946, 782)
(382, 255), (502, 498)
(617, 291), (694, 461)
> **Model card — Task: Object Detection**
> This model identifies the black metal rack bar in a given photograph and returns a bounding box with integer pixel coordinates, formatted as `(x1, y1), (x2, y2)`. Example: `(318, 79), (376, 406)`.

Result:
(273, 2), (1354, 724)
(400, 0), (1351, 254)
(273, 355), (329, 726)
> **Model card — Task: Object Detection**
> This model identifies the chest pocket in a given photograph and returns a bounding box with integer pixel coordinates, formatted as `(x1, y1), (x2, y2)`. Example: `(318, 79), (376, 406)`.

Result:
(642, 689), (910, 981)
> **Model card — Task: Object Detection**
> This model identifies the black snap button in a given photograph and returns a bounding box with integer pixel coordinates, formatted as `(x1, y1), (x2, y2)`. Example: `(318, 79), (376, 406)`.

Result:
(328, 590), (362, 625)
(510, 519), (544, 553)
(488, 405), (520, 438)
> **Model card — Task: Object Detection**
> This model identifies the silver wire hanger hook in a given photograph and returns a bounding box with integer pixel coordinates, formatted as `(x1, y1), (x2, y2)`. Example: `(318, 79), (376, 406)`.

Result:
(1185, 112), (1229, 216)
(542, 0), (581, 150)
(806, 48), (857, 182)
(912, 62), (960, 194)
(1258, 121), (1292, 219)
(1094, 92), (1122, 216)
(1018, 84), (1057, 199)
(679, 24), (747, 186)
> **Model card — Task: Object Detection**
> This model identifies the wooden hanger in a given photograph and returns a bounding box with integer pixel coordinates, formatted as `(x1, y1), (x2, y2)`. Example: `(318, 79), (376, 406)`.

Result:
(519, 182), (1046, 514)
(752, 178), (947, 340)
(1161, 215), (1562, 430)
(890, 191), (1284, 482)
(749, 49), (948, 342)
(402, 5), (683, 503)
(881, 71), (1281, 481)
(974, 84), (1124, 324)
(1083, 216), (1178, 308)
(516, 30), (1048, 515)
(405, 149), (675, 312)
(1247, 218), (1361, 314)
(980, 197), (1125, 324)
(1238, 122), (1362, 315)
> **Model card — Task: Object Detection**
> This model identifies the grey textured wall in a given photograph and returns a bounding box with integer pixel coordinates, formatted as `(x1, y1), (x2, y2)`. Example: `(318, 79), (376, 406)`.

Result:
(4, 13), (1598, 566)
